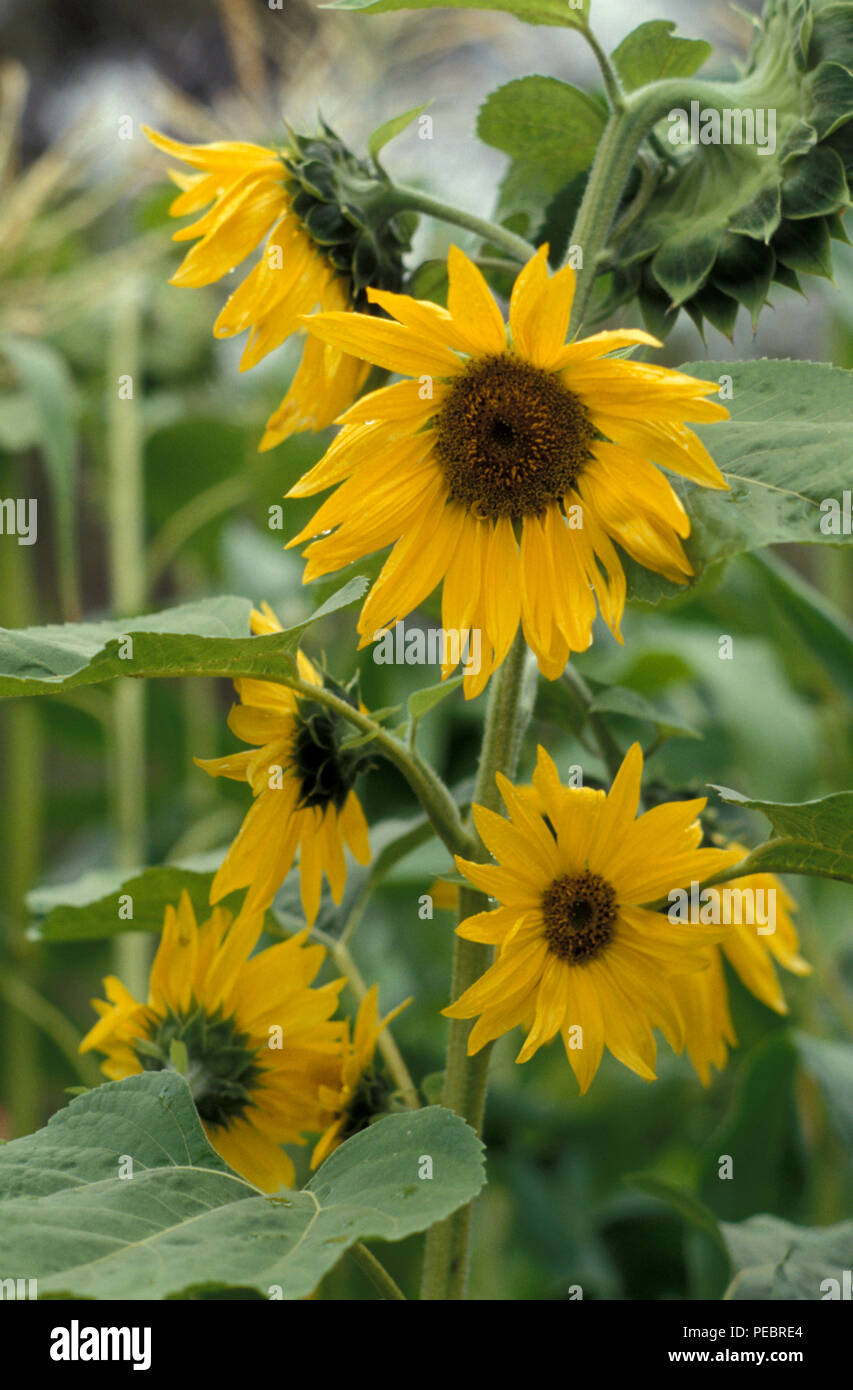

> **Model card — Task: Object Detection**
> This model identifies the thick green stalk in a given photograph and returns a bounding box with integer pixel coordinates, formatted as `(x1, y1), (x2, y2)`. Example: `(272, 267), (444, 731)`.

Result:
(0, 469), (44, 1136)
(350, 1243), (407, 1300)
(566, 77), (777, 334)
(420, 630), (530, 1301)
(107, 280), (149, 999)
(388, 184), (537, 263)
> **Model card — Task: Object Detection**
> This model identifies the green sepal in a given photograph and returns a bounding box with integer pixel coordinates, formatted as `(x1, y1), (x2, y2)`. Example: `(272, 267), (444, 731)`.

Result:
(604, 0), (853, 337)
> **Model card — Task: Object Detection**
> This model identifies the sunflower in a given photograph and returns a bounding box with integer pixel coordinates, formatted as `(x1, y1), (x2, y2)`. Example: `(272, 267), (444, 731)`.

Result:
(441, 743), (743, 1090)
(287, 244), (730, 698)
(673, 846), (811, 1084)
(143, 127), (369, 447)
(196, 602), (371, 923)
(311, 985), (410, 1168)
(80, 892), (346, 1190)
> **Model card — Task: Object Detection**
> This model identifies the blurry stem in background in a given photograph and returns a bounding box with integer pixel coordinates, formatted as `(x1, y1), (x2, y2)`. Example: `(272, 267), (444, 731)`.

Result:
(0, 459), (44, 1135)
(421, 629), (531, 1302)
(147, 474), (254, 594)
(0, 975), (99, 1088)
(215, 0), (270, 110)
(106, 280), (149, 1000)
(349, 1243), (407, 1300)
(173, 554), (223, 824)
(561, 663), (626, 782)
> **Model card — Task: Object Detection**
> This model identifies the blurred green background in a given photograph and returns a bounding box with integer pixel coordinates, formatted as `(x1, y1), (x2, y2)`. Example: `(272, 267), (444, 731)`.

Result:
(0, 0), (851, 1299)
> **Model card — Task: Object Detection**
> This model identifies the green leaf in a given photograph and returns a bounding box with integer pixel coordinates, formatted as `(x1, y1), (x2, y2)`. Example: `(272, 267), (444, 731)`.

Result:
(606, 0), (853, 336)
(321, 0), (590, 28)
(698, 1034), (801, 1222)
(747, 550), (853, 701)
(721, 1215), (853, 1299)
(710, 786), (853, 883)
(587, 683), (700, 742)
(0, 580), (367, 699)
(408, 674), (464, 722)
(478, 78), (606, 182)
(625, 1173), (728, 1253)
(0, 1073), (485, 1300)
(625, 360), (853, 602)
(368, 103), (431, 161)
(795, 1032), (853, 1154)
(626, 1174), (853, 1299)
(611, 20), (711, 92)
(27, 857), (279, 943)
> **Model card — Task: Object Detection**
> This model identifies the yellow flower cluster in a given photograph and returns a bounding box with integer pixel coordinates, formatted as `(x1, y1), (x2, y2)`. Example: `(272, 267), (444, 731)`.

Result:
(82, 130), (812, 1193)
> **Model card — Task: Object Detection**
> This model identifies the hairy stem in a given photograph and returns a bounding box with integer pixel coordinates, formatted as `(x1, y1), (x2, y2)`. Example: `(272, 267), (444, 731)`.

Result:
(389, 183), (537, 263)
(420, 630), (530, 1301)
(350, 1242), (407, 1300)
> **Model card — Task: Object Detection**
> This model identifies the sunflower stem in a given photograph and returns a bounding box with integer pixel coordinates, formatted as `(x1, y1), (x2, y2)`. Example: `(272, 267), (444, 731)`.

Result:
(561, 665), (625, 782)
(350, 1242), (407, 1299)
(106, 279), (150, 1000)
(565, 77), (752, 333)
(388, 183), (537, 263)
(420, 629), (530, 1301)
(576, 18), (626, 114)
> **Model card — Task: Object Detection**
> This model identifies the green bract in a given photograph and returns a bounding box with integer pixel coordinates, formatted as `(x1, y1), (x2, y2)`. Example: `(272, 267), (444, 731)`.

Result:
(603, 0), (853, 336)
(283, 121), (418, 303)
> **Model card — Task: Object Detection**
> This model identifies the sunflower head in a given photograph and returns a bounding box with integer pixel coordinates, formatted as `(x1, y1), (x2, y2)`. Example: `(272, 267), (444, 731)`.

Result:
(443, 742), (744, 1090)
(282, 120), (417, 306)
(311, 986), (410, 1168)
(674, 840), (811, 1084)
(289, 243), (730, 699)
(287, 664), (375, 813)
(80, 892), (346, 1191)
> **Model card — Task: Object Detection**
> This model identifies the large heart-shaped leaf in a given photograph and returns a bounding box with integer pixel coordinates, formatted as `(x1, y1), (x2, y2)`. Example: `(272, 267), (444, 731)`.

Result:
(0, 581), (366, 699)
(722, 1215), (853, 1300)
(0, 1074), (485, 1299)
(711, 786), (853, 883)
(627, 360), (853, 602)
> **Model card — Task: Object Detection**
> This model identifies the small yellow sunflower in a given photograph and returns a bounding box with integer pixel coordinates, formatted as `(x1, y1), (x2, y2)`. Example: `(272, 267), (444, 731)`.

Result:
(311, 985), (410, 1168)
(196, 602), (371, 922)
(442, 743), (743, 1090)
(143, 127), (369, 447)
(80, 892), (346, 1191)
(674, 846), (811, 1084)
(287, 244), (730, 698)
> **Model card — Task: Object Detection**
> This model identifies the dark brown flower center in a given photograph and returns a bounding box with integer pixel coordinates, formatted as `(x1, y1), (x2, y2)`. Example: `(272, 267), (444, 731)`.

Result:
(541, 870), (618, 964)
(433, 353), (594, 520)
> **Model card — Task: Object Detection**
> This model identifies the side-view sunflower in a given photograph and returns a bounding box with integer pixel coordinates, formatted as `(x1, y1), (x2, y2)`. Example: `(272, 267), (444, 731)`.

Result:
(673, 846), (811, 1084)
(196, 602), (371, 922)
(442, 743), (743, 1091)
(287, 243), (730, 698)
(80, 891), (346, 1191)
(143, 127), (372, 447)
(311, 985), (410, 1168)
